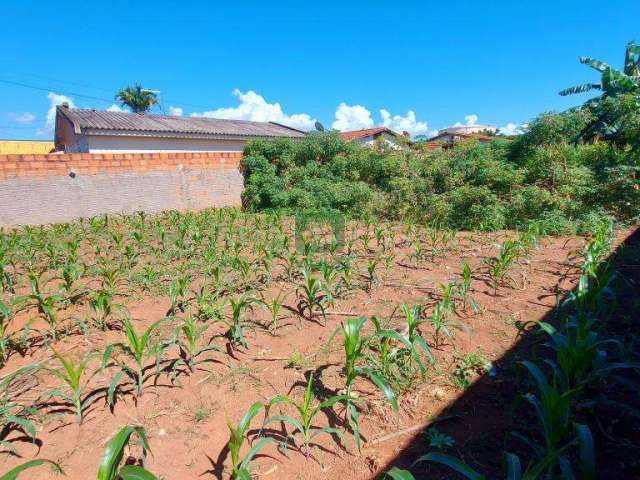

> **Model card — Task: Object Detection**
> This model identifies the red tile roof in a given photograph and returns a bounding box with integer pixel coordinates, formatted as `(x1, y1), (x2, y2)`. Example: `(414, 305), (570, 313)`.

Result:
(340, 127), (399, 141)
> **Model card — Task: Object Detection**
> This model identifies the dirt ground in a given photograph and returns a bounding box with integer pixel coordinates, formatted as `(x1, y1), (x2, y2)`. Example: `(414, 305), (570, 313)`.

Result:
(2, 226), (621, 480)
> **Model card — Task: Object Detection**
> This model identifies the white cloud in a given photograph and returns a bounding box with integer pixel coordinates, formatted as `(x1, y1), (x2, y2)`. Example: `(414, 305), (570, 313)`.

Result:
(106, 103), (124, 112)
(44, 92), (76, 131)
(464, 114), (478, 126)
(499, 122), (528, 135)
(168, 106), (183, 116)
(454, 114), (480, 127)
(331, 103), (374, 131)
(380, 109), (429, 136)
(8, 112), (36, 125)
(191, 89), (316, 131)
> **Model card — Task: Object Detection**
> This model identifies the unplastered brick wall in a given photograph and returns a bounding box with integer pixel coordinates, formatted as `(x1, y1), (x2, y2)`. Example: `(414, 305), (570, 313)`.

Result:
(0, 152), (244, 226)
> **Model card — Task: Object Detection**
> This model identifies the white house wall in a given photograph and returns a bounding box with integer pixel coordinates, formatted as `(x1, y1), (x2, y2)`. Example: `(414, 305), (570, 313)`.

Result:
(84, 135), (246, 153)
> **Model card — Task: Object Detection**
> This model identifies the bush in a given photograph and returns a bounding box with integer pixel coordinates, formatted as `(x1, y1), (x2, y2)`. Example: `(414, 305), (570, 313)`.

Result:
(241, 117), (638, 231)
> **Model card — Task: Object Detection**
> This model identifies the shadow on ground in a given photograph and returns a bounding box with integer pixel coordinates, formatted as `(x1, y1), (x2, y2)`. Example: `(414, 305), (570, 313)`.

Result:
(375, 226), (640, 479)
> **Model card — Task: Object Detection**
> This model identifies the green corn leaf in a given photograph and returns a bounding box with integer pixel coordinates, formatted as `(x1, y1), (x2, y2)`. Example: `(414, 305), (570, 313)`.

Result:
(0, 460), (63, 480)
(382, 467), (416, 479)
(238, 437), (275, 472)
(97, 425), (150, 480)
(504, 452), (522, 480)
(117, 465), (158, 480)
(361, 368), (398, 412)
(413, 452), (486, 480)
(6, 415), (36, 439)
(576, 423), (595, 480)
(237, 402), (265, 437)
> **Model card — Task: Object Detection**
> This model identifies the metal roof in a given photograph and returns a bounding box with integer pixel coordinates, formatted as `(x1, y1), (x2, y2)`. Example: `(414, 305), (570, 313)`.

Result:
(56, 107), (306, 139)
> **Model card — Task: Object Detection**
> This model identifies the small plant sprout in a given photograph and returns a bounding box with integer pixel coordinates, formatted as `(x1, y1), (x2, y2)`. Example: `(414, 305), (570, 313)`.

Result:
(261, 290), (286, 334)
(1, 460), (64, 479)
(226, 401), (274, 479)
(296, 267), (327, 324)
(102, 317), (165, 405)
(45, 349), (100, 423)
(365, 258), (380, 293)
(226, 293), (258, 349)
(265, 374), (347, 458)
(341, 316), (398, 450)
(458, 261), (478, 313)
(169, 313), (221, 375)
(97, 425), (157, 480)
(426, 427), (455, 450)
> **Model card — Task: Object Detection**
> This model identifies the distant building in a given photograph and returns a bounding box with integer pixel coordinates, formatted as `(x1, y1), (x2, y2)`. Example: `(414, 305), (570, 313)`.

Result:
(426, 131), (496, 147)
(438, 124), (497, 136)
(53, 104), (305, 153)
(340, 127), (409, 149)
(0, 140), (55, 155)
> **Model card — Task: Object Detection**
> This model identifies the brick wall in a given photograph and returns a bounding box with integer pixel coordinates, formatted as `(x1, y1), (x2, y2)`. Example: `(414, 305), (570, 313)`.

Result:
(0, 152), (244, 226)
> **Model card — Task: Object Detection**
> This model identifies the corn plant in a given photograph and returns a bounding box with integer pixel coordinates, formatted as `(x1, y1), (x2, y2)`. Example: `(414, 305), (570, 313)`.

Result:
(167, 274), (191, 315)
(89, 290), (125, 331)
(168, 314), (221, 375)
(438, 281), (458, 314)
(102, 317), (165, 405)
(296, 267), (327, 324)
(341, 316), (398, 450)
(56, 259), (85, 304)
(484, 240), (523, 294)
(0, 250), (15, 293)
(429, 302), (452, 347)
(458, 261), (478, 313)
(0, 365), (39, 454)
(16, 271), (65, 341)
(225, 293), (258, 349)
(265, 375), (347, 458)
(401, 304), (434, 367)
(226, 401), (274, 479)
(368, 315), (428, 390)
(97, 425), (157, 480)
(44, 349), (100, 423)
(0, 299), (14, 367)
(364, 258), (380, 293)
(260, 290), (286, 334)
(0, 460), (63, 479)
(194, 285), (225, 322)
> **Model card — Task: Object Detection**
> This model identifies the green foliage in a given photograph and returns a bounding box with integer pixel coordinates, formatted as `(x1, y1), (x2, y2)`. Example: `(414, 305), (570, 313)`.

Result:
(226, 401), (274, 479)
(241, 109), (639, 228)
(97, 425), (156, 480)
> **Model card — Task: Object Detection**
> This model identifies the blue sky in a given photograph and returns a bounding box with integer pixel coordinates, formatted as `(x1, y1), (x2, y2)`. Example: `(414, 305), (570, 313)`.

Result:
(1, 0), (638, 139)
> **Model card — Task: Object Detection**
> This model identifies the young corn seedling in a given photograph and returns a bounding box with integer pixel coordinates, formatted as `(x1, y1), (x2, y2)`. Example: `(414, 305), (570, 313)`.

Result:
(401, 304), (434, 369)
(44, 349), (100, 423)
(364, 258), (380, 293)
(260, 290), (286, 334)
(458, 261), (478, 313)
(439, 280), (458, 314)
(102, 317), (166, 406)
(226, 293), (258, 349)
(0, 299), (15, 367)
(296, 266), (328, 324)
(226, 401), (274, 479)
(429, 302), (452, 348)
(167, 274), (191, 315)
(56, 259), (86, 305)
(0, 365), (41, 455)
(97, 425), (157, 480)
(16, 271), (65, 341)
(341, 316), (398, 450)
(89, 290), (125, 331)
(194, 285), (225, 322)
(484, 239), (523, 294)
(265, 374), (347, 458)
(168, 314), (221, 376)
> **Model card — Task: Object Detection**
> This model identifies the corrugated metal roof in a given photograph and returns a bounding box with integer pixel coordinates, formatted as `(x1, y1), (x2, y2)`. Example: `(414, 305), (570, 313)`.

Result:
(57, 107), (306, 139)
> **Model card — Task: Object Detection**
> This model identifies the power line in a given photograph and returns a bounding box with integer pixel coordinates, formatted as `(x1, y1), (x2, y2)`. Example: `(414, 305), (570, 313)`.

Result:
(0, 79), (114, 104)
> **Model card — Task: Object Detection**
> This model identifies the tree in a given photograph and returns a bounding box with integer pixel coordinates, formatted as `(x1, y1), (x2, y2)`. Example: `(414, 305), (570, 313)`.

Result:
(115, 83), (158, 113)
(559, 41), (640, 144)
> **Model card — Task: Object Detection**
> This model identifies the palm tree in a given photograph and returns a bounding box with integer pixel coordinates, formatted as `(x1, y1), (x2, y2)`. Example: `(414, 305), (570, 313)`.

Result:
(559, 42), (640, 143)
(115, 83), (158, 113)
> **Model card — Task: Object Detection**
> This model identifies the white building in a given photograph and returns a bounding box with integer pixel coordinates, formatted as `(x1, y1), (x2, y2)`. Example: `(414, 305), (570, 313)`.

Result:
(54, 105), (305, 153)
(340, 127), (409, 149)
(438, 124), (497, 136)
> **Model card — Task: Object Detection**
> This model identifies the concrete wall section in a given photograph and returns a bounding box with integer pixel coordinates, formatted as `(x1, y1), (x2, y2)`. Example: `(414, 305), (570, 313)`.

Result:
(0, 152), (243, 226)
(84, 135), (246, 153)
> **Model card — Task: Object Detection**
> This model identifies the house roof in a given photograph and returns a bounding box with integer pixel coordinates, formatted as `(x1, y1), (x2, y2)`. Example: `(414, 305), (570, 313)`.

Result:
(340, 127), (401, 141)
(56, 107), (306, 139)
